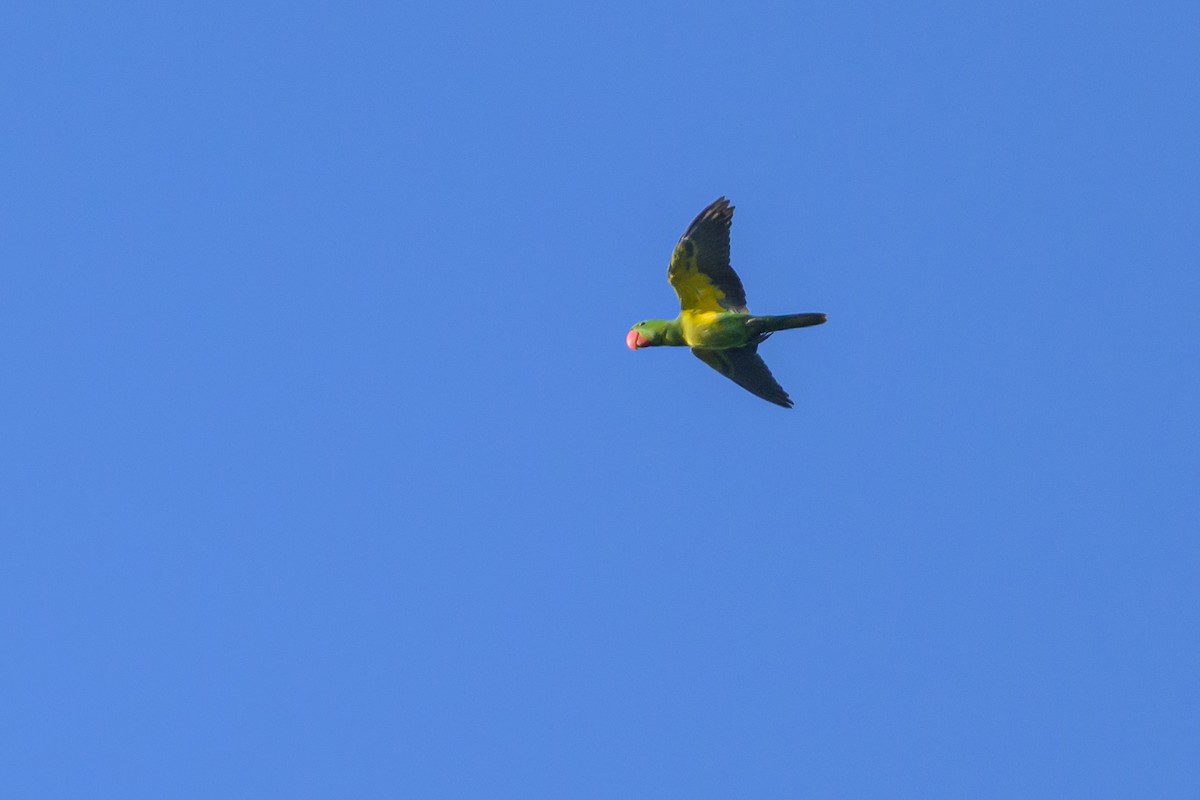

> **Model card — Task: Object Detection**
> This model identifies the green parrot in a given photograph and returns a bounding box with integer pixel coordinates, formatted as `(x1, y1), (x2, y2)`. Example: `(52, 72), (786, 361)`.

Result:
(626, 197), (827, 408)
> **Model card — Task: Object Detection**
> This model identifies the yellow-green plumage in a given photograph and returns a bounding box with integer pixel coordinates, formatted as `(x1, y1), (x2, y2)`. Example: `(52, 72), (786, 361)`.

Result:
(626, 197), (826, 408)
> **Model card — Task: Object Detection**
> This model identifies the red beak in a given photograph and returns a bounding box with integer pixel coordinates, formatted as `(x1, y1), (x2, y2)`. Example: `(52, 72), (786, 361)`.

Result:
(626, 330), (650, 350)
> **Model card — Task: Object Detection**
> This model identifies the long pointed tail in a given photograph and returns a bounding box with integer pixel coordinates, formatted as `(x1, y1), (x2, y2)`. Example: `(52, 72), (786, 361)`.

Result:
(750, 312), (827, 335)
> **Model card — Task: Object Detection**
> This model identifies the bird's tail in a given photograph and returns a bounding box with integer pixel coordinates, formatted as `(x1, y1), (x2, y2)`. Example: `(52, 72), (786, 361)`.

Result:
(750, 313), (827, 335)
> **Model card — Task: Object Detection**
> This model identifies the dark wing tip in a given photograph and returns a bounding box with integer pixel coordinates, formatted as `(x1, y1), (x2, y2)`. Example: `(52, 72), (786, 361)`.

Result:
(763, 385), (794, 409)
(705, 196), (733, 225)
(683, 196), (734, 239)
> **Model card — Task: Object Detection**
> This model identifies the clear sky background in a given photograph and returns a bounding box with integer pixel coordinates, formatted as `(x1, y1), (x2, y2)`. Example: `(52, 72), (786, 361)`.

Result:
(3, 1), (1199, 797)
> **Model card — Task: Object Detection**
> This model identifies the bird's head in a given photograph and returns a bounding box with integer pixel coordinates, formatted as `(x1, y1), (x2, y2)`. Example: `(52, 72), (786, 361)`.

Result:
(626, 320), (670, 350)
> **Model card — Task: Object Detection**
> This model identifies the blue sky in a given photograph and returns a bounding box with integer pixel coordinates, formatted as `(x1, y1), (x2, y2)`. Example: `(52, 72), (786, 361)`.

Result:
(3, 1), (1199, 796)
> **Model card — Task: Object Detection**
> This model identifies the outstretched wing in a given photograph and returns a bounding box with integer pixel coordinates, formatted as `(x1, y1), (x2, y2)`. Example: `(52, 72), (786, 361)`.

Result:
(692, 345), (793, 408)
(668, 197), (748, 313)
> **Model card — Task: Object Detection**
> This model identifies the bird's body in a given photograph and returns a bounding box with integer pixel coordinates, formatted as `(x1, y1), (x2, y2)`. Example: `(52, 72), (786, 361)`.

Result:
(626, 197), (826, 408)
(681, 310), (744, 349)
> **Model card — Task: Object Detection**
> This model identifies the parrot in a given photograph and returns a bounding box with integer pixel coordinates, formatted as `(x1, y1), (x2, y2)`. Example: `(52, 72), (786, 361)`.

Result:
(626, 197), (826, 408)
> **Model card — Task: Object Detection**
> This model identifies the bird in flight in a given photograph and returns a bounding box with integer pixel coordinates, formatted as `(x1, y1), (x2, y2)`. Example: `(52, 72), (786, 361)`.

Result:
(626, 197), (826, 408)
